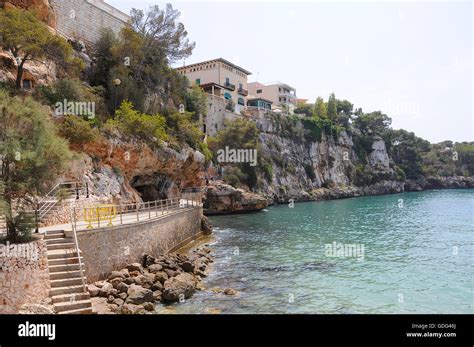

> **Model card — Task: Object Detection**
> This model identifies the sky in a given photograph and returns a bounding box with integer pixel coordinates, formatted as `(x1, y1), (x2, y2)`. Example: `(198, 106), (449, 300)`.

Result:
(107, 0), (473, 143)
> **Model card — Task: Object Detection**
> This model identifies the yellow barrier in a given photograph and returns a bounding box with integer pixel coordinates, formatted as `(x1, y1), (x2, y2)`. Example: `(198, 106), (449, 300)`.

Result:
(83, 205), (117, 229)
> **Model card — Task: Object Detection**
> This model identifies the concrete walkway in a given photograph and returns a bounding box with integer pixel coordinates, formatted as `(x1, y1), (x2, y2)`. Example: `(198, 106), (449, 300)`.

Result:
(39, 199), (201, 233)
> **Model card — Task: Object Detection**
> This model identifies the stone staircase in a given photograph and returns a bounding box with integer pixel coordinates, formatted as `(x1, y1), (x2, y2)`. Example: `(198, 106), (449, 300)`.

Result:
(45, 230), (93, 314)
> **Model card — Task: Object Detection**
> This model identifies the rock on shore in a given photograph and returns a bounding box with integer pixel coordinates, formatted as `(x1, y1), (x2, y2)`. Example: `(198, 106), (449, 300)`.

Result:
(203, 182), (268, 215)
(404, 176), (474, 191)
(88, 246), (214, 314)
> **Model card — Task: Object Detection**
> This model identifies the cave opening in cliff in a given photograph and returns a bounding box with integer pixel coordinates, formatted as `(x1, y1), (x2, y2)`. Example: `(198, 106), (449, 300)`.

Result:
(131, 174), (174, 202)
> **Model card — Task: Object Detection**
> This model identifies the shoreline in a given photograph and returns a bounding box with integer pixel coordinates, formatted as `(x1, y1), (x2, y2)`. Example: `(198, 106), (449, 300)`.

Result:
(204, 177), (473, 216)
(89, 235), (226, 315)
(269, 183), (474, 206)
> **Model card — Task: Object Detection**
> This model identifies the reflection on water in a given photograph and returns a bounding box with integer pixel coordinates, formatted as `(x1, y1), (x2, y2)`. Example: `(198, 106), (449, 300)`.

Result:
(158, 190), (474, 314)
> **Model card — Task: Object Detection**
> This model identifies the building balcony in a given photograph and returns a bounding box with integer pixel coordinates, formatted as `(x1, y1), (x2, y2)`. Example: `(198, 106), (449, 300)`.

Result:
(224, 82), (236, 91)
(279, 91), (297, 99)
(238, 87), (248, 96)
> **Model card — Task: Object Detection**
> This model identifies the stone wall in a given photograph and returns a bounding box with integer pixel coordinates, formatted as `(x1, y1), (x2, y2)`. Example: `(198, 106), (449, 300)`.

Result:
(49, 0), (130, 45)
(205, 95), (241, 136)
(76, 207), (203, 282)
(0, 237), (50, 314)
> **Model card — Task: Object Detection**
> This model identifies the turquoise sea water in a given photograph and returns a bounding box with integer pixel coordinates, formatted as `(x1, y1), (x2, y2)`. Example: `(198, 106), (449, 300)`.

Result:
(164, 189), (473, 314)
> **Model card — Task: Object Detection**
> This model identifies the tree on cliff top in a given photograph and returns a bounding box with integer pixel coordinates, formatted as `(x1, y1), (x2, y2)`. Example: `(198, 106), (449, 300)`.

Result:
(314, 97), (327, 119)
(0, 7), (78, 90)
(130, 4), (195, 64)
(0, 91), (71, 242)
(101, 4), (194, 114)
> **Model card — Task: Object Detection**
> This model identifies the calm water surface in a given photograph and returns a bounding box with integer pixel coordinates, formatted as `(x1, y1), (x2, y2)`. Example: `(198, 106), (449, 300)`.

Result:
(159, 189), (473, 314)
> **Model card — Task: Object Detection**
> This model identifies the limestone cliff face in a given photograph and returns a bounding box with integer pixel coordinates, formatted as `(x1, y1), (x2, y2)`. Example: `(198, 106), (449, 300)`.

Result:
(0, 0), (57, 28)
(253, 116), (403, 203)
(61, 137), (206, 205)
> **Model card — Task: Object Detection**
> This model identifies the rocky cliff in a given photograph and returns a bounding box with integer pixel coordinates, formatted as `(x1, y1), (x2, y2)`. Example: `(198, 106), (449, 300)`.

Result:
(0, 0), (56, 28)
(253, 116), (403, 204)
(205, 113), (472, 212)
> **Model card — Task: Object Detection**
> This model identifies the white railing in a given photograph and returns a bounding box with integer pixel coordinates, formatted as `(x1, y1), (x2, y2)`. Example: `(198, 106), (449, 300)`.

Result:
(70, 207), (87, 293)
(71, 193), (202, 231)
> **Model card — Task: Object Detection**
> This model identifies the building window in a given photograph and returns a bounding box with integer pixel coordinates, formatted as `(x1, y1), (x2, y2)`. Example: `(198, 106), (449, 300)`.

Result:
(226, 77), (230, 85)
(257, 89), (262, 94)
(238, 97), (245, 106)
(23, 79), (32, 90)
(224, 92), (232, 100)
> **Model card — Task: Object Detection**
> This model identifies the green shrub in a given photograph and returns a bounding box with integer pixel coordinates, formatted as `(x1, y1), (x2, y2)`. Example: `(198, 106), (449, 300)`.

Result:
(321, 179), (335, 189)
(394, 166), (406, 181)
(111, 100), (168, 143)
(304, 163), (316, 181)
(36, 79), (84, 105)
(223, 174), (240, 188)
(353, 135), (374, 164)
(0, 91), (71, 242)
(354, 164), (374, 186)
(166, 111), (206, 153)
(185, 85), (207, 119)
(261, 161), (274, 182)
(59, 115), (100, 145)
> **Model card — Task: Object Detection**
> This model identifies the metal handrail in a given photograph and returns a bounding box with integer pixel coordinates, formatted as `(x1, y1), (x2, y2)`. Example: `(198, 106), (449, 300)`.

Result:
(38, 182), (82, 205)
(70, 207), (86, 293)
(37, 182), (89, 223)
(73, 193), (202, 231)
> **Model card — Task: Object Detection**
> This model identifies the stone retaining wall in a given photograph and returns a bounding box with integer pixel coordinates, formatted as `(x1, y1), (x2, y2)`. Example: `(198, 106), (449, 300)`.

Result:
(0, 237), (50, 314)
(50, 0), (130, 45)
(76, 207), (203, 282)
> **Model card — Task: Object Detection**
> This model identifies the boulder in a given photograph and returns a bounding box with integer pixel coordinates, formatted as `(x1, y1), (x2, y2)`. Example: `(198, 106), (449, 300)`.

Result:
(124, 277), (135, 285)
(151, 281), (163, 292)
(110, 278), (123, 289)
(154, 271), (169, 284)
(152, 291), (162, 302)
(147, 264), (163, 273)
(180, 261), (195, 273)
(162, 273), (197, 302)
(125, 284), (153, 305)
(142, 254), (156, 267)
(204, 183), (268, 215)
(201, 215), (213, 235)
(142, 302), (155, 311)
(119, 269), (130, 278)
(116, 282), (129, 294)
(99, 283), (113, 297)
(93, 280), (107, 288)
(121, 303), (145, 315)
(164, 269), (179, 278)
(87, 284), (100, 297)
(127, 263), (143, 273)
(224, 288), (238, 296)
(113, 298), (124, 307)
(129, 270), (141, 277)
(134, 275), (153, 289)
(108, 271), (125, 281)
